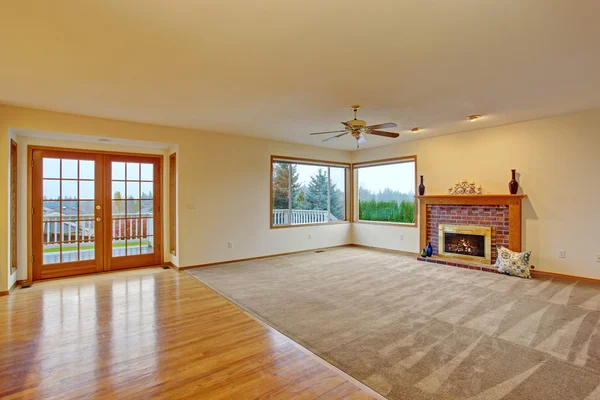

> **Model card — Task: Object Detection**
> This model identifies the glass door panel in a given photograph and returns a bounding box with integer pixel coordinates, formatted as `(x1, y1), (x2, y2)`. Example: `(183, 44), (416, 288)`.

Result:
(33, 150), (104, 280)
(105, 156), (161, 271)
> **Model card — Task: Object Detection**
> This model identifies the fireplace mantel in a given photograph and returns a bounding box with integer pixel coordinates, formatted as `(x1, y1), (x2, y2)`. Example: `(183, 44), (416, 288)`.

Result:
(417, 194), (526, 254)
(416, 194), (526, 205)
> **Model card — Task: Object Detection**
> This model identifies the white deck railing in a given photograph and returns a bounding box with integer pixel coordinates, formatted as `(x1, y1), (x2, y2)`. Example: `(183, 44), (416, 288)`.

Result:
(42, 213), (154, 243)
(272, 209), (338, 225)
(44, 210), (334, 242)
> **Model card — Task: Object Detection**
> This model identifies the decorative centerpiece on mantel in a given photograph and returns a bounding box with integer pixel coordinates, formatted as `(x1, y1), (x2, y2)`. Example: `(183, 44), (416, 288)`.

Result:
(448, 180), (483, 195)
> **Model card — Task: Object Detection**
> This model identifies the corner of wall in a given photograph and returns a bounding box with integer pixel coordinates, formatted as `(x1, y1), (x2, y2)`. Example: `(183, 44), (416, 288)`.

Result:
(0, 123), (11, 291)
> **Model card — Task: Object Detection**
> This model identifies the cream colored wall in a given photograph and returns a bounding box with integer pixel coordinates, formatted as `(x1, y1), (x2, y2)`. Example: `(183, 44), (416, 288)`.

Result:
(1, 105), (597, 290)
(351, 109), (600, 279)
(0, 105), (351, 291)
(0, 116), (10, 292)
(174, 130), (352, 266)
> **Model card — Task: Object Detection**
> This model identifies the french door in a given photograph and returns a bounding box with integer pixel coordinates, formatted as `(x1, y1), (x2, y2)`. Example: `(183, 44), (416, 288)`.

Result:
(105, 154), (161, 271)
(32, 149), (162, 280)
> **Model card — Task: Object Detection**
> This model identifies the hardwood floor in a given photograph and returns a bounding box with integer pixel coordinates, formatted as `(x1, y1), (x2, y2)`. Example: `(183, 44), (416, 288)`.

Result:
(0, 268), (380, 400)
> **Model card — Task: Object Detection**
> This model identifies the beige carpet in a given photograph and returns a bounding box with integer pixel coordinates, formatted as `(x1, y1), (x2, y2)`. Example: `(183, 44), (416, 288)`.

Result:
(187, 246), (600, 400)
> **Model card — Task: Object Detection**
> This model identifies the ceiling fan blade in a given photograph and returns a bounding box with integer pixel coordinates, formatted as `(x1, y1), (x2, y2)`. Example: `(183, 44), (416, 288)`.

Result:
(341, 121), (353, 128)
(323, 132), (349, 142)
(366, 122), (397, 130)
(309, 130), (347, 135)
(369, 130), (400, 138)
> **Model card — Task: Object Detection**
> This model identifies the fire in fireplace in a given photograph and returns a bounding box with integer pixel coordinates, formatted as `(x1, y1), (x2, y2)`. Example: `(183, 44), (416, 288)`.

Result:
(438, 224), (492, 264)
(443, 233), (485, 257)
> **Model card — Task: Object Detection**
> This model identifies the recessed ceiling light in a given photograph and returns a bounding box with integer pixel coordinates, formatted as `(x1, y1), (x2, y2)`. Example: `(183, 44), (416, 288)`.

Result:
(466, 115), (482, 121)
(411, 127), (420, 133)
(98, 138), (111, 142)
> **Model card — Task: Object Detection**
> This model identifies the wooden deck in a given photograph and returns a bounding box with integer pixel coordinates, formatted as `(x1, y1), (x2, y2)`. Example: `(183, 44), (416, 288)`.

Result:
(0, 267), (380, 399)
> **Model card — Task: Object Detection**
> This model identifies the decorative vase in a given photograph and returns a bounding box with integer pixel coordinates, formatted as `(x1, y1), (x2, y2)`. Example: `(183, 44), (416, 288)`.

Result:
(508, 169), (519, 194)
(426, 242), (433, 257)
(418, 175), (425, 196)
(421, 248), (427, 257)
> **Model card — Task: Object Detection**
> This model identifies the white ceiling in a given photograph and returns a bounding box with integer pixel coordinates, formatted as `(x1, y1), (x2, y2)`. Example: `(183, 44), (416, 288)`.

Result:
(1, 0), (599, 150)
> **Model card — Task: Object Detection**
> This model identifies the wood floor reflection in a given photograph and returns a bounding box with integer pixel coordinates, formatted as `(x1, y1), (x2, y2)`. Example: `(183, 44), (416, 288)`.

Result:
(0, 268), (379, 399)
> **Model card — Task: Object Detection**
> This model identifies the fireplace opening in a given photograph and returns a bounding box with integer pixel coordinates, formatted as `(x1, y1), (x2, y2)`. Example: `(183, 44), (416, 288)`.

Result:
(443, 232), (485, 257)
(438, 224), (492, 264)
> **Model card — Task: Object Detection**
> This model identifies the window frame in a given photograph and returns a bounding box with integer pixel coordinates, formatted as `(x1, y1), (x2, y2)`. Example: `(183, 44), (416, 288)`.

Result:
(270, 155), (351, 229)
(352, 155), (418, 227)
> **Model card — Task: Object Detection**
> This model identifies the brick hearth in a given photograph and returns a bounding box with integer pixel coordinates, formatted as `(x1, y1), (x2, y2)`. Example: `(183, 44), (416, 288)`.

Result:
(427, 204), (509, 263)
(416, 255), (499, 273)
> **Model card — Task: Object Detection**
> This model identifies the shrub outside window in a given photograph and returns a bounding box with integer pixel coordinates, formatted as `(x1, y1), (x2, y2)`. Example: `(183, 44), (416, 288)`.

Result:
(354, 157), (417, 225)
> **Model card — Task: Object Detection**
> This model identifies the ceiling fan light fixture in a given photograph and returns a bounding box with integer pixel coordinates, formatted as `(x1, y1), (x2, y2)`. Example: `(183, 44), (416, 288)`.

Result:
(466, 114), (482, 121)
(307, 105), (399, 146)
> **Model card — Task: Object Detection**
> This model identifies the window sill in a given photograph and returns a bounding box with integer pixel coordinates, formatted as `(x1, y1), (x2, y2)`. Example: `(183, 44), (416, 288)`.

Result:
(353, 220), (418, 228)
(270, 221), (350, 229)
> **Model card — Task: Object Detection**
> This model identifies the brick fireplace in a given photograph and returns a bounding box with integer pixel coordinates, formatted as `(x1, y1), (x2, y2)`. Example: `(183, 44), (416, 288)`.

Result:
(428, 205), (508, 263)
(417, 195), (526, 265)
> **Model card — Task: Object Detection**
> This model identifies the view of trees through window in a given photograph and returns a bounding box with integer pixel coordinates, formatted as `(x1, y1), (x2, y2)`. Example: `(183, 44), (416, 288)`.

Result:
(272, 160), (346, 226)
(356, 159), (416, 224)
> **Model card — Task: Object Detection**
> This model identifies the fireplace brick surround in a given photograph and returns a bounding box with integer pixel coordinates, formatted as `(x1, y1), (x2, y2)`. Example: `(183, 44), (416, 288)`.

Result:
(427, 205), (509, 263)
(417, 194), (526, 266)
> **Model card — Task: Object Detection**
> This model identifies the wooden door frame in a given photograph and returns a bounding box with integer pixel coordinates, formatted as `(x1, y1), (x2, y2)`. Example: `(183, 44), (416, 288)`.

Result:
(27, 145), (164, 282)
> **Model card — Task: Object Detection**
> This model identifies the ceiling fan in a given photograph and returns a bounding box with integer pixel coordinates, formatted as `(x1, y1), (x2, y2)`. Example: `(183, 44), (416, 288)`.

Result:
(309, 105), (399, 148)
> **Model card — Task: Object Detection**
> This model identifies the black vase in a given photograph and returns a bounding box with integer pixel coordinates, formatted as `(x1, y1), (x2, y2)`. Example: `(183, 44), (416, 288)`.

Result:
(426, 242), (433, 257)
(418, 175), (425, 196)
(508, 169), (519, 194)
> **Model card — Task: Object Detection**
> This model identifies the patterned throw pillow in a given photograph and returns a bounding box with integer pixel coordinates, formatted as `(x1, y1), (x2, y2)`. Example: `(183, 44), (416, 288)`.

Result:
(495, 246), (532, 278)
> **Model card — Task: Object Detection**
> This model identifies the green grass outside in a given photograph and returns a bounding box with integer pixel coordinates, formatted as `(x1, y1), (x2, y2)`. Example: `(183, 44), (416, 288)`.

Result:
(43, 239), (150, 253)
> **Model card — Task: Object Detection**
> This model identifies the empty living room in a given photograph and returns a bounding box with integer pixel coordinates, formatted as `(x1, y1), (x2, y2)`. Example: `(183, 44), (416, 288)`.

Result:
(1, 1), (600, 399)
